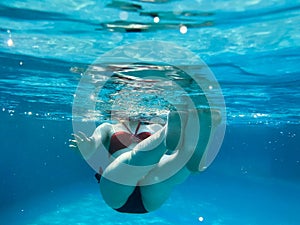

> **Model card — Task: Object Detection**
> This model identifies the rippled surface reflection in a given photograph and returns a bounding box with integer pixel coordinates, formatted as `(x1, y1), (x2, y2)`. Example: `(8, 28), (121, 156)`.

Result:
(0, 0), (299, 125)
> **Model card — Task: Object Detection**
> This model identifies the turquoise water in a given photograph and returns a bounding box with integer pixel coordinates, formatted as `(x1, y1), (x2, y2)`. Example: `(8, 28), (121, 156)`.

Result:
(0, 0), (300, 225)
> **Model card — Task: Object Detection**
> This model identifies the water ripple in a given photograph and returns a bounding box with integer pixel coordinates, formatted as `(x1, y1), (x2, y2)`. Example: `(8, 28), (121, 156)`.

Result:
(0, 0), (299, 125)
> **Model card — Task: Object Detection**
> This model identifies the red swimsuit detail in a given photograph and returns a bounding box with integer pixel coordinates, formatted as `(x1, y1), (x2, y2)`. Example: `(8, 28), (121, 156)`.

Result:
(109, 122), (151, 155)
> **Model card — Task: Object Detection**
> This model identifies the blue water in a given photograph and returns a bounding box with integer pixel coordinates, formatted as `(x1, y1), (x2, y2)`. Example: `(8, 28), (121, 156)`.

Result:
(1, 0), (300, 225)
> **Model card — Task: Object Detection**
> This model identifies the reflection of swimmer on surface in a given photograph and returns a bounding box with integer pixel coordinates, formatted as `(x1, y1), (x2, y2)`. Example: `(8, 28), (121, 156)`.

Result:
(70, 108), (221, 214)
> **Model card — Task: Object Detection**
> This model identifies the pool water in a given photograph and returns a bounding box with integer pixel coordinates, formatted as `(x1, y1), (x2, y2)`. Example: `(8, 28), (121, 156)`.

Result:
(0, 1), (299, 225)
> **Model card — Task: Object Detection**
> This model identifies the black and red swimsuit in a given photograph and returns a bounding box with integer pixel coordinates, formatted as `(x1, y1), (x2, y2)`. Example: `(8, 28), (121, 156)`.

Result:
(95, 122), (152, 214)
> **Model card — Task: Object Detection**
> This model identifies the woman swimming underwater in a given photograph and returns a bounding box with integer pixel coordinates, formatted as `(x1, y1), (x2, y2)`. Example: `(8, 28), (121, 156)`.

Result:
(70, 108), (221, 214)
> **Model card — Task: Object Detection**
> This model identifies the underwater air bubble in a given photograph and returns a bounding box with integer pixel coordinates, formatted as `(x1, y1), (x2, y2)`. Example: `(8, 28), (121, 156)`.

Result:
(180, 25), (187, 34)
(7, 39), (14, 47)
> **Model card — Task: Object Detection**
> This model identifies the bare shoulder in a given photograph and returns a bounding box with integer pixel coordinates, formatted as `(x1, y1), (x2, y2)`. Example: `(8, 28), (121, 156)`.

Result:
(101, 122), (113, 127)
(98, 122), (113, 129)
(95, 122), (114, 134)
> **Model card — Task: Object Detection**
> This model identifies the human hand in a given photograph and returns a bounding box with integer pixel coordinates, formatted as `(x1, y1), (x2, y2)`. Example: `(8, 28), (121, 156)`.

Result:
(69, 131), (96, 158)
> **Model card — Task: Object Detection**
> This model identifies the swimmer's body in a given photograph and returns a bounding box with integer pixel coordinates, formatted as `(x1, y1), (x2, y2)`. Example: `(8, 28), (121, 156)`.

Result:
(70, 108), (221, 213)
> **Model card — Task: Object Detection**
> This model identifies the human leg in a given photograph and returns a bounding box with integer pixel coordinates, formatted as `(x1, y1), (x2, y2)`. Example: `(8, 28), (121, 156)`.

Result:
(165, 110), (188, 153)
(100, 108), (193, 210)
(137, 109), (221, 211)
(100, 126), (168, 209)
(138, 152), (191, 211)
(183, 108), (221, 172)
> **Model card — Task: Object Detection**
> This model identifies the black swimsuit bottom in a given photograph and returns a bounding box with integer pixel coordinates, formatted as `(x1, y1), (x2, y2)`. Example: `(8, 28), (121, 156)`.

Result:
(95, 173), (148, 214)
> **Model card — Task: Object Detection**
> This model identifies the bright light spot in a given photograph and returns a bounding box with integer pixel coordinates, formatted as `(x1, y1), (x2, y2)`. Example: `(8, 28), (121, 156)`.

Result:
(119, 11), (128, 20)
(2, 108), (5, 112)
(209, 85), (213, 90)
(253, 113), (268, 118)
(20, 61), (23, 66)
(7, 38), (14, 47)
(198, 216), (204, 222)
(180, 25), (188, 34)
(7, 30), (11, 34)
(153, 16), (160, 23)
(90, 94), (95, 101)
(28, 111), (32, 116)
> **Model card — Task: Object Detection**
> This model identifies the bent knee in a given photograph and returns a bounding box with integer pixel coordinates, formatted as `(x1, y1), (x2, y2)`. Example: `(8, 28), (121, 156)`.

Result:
(141, 192), (167, 212)
(140, 184), (172, 212)
(99, 177), (132, 209)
